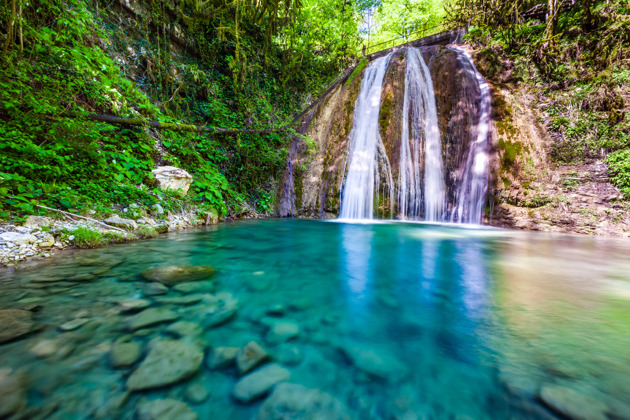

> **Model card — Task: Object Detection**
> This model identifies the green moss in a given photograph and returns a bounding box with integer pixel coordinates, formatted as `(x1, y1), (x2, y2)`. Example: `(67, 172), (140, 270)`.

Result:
(379, 91), (393, 134)
(346, 58), (368, 86)
(497, 137), (523, 168)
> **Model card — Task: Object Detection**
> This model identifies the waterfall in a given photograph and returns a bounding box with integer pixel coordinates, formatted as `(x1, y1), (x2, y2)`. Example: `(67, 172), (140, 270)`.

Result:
(399, 47), (446, 221)
(339, 52), (395, 220)
(448, 46), (491, 224)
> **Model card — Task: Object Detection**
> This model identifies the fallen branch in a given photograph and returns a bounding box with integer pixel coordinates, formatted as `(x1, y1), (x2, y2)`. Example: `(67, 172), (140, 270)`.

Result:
(34, 204), (126, 233)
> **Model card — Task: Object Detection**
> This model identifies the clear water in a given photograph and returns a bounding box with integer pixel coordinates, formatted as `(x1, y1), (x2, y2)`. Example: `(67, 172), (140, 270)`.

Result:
(1, 220), (630, 419)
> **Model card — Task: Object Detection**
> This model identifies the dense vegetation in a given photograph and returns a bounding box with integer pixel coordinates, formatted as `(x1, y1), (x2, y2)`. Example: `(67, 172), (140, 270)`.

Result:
(0, 0), (364, 220)
(447, 0), (630, 196)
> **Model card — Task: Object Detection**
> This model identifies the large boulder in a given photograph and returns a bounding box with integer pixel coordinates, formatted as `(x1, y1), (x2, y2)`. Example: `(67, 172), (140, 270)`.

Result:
(0, 309), (40, 344)
(127, 339), (204, 391)
(152, 166), (193, 195)
(257, 383), (351, 420)
(141, 265), (217, 286)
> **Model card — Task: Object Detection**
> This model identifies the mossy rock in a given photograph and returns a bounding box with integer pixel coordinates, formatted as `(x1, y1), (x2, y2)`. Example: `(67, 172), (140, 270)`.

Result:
(140, 265), (217, 286)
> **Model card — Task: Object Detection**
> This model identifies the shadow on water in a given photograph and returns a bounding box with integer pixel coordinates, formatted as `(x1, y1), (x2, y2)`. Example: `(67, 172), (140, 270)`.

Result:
(1, 219), (630, 419)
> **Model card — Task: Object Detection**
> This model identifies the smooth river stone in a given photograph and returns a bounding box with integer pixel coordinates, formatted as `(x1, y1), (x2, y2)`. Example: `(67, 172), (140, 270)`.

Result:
(265, 320), (300, 344)
(110, 338), (142, 368)
(140, 265), (217, 286)
(340, 343), (408, 382)
(257, 383), (351, 420)
(127, 308), (179, 331)
(165, 321), (204, 338)
(0, 368), (27, 418)
(233, 364), (291, 403)
(143, 282), (168, 297)
(154, 295), (203, 306)
(540, 384), (609, 420)
(136, 398), (198, 420)
(236, 342), (270, 374)
(173, 281), (216, 294)
(58, 318), (89, 331)
(126, 339), (203, 391)
(207, 347), (239, 370)
(118, 299), (151, 313)
(0, 309), (40, 344)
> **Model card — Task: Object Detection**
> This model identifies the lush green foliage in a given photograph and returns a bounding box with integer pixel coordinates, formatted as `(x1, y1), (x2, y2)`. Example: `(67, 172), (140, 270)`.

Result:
(0, 0), (365, 220)
(450, 0), (630, 196)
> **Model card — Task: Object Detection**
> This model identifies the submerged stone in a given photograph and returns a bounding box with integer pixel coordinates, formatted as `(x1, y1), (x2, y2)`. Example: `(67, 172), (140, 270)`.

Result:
(165, 321), (204, 338)
(201, 293), (239, 328)
(236, 341), (270, 374)
(265, 320), (300, 344)
(173, 281), (216, 294)
(117, 299), (151, 313)
(540, 384), (609, 420)
(186, 380), (210, 404)
(155, 295), (203, 306)
(0, 368), (27, 418)
(127, 308), (179, 331)
(110, 338), (142, 368)
(140, 265), (217, 286)
(136, 398), (198, 420)
(126, 339), (203, 391)
(233, 364), (291, 403)
(58, 318), (89, 332)
(143, 282), (168, 297)
(0, 309), (40, 344)
(340, 343), (408, 382)
(257, 383), (351, 420)
(29, 338), (75, 359)
(207, 347), (239, 370)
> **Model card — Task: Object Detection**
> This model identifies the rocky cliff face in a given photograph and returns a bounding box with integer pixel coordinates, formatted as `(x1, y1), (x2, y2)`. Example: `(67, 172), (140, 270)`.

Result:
(277, 43), (630, 236)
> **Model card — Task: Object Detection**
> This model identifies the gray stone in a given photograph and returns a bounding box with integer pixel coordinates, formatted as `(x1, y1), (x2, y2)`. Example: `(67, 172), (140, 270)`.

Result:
(136, 398), (198, 420)
(233, 364), (291, 403)
(127, 308), (179, 331)
(173, 281), (216, 294)
(117, 299), (151, 313)
(0, 309), (40, 344)
(257, 383), (351, 420)
(237, 341), (270, 374)
(340, 343), (408, 382)
(0, 369), (26, 418)
(0, 232), (37, 246)
(201, 292), (239, 328)
(126, 339), (203, 391)
(59, 318), (89, 331)
(152, 166), (194, 195)
(143, 282), (169, 296)
(110, 339), (142, 368)
(23, 215), (52, 229)
(540, 384), (609, 420)
(207, 347), (239, 370)
(165, 321), (203, 338)
(104, 216), (138, 230)
(265, 320), (300, 344)
(141, 265), (217, 286)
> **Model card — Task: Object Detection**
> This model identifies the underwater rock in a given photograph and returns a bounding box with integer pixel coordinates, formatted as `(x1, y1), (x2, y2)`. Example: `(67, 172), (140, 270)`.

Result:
(340, 343), (408, 382)
(30, 338), (75, 359)
(110, 338), (142, 368)
(67, 273), (96, 282)
(201, 293), (239, 328)
(257, 383), (351, 420)
(266, 304), (286, 316)
(140, 265), (217, 286)
(126, 339), (203, 391)
(273, 344), (303, 366)
(540, 384), (609, 420)
(143, 282), (169, 296)
(186, 380), (210, 404)
(155, 295), (204, 306)
(173, 280), (216, 294)
(0, 368), (27, 418)
(58, 317), (89, 332)
(117, 298), (151, 313)
(127, 308), (179, 331)
(236, 341), (270, 374)
(136, 398), (198, 420)
(165, 321), (204, 338)
(207, 347), (240, 370)
(0, 309), (40, 344)
(265, 320), (300, 344)
(233, 364), (291, 403)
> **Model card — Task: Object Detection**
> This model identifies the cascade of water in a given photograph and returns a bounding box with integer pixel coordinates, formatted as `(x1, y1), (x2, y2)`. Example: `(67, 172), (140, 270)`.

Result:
(339, 52), (395, 220)
(399, 47), (446, 221)
(448, 46), (491, 224)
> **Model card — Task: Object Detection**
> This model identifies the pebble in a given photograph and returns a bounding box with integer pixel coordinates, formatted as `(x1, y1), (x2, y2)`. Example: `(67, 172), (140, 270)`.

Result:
(143, 282), (169, 296)
(207, 347), (239, 370)
(59, 318), (89, 331)
(136, 398), (198, 420)
(110, 338), (142, 368)
(233, 364), (291, 403)
(236, 341), (270, 374)
(127, 308), (179, 331)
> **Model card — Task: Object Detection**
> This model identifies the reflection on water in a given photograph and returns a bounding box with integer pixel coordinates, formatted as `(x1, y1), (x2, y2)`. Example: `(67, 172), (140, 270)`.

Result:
(0, 219), (629, 419)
